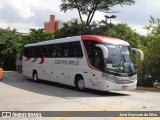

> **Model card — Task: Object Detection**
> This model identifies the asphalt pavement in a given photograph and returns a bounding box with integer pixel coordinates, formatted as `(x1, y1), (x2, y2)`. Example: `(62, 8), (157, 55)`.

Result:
(0, 71), (160, 120)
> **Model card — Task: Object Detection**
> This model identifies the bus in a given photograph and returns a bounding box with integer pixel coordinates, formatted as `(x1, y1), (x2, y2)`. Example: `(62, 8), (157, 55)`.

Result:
(23, 35), (144, 91)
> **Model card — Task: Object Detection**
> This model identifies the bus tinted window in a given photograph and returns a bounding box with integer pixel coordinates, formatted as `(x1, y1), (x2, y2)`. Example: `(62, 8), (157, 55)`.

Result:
(83, 40), (104, 71)
(24, 41), (83, 58)
(83, 40), (99, 63)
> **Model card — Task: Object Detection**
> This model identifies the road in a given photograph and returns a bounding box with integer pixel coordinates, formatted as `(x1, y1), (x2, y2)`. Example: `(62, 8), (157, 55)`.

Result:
(0, 71), (160, 120)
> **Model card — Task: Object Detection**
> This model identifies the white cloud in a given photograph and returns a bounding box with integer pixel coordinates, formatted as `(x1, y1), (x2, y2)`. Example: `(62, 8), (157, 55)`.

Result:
(0, 3), (2, 9)
(0, 0), (57, 32)
(11, 0), (35, 19)
(0, 19), (38, 33)
(0, 20), (8, 28)
(129, 24), (147, 35)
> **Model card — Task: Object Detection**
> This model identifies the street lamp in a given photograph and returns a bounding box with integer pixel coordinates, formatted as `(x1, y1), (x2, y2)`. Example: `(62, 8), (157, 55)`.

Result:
(104, 15), (116, 24)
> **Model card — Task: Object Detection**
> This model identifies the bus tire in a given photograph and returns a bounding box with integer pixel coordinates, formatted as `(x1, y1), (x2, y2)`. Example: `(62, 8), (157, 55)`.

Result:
(75, 76), (85, 91)
(33, 71), (39, 82)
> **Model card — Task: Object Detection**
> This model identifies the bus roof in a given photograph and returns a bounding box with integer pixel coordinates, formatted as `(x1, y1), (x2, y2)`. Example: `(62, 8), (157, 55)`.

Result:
(24, 35), (130, 47)
(82, 35), (130, 46)
(24, 36), (81, 47)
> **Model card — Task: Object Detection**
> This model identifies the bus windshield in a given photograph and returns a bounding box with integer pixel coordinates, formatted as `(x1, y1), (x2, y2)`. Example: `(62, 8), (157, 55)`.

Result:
(103, 44), (136, 74)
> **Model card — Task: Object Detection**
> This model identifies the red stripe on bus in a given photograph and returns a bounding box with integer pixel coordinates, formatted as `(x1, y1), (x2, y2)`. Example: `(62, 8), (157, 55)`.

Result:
(81, 35), (130, 46)
(25, 58), (31, 61)
(39, 58), (45, 64)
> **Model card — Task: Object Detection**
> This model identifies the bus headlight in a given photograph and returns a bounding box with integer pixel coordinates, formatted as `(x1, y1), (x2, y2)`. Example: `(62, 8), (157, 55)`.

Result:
(130, 74), (137, 80)
(102, 73), (119, 81)
(108, 79), (116, 82)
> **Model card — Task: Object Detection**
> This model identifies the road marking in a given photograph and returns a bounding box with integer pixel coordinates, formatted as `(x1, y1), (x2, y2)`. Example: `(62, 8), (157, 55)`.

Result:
(54, 105), (160, 120)
(113, 117), (159, 120)
(53, 105), (128, 120)
(54, 105), (97, 120)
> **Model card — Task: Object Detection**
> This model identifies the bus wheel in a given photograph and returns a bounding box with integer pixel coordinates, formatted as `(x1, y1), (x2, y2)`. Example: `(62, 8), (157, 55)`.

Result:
(33, 71), (38, 82)
(76, 77), (85, 91)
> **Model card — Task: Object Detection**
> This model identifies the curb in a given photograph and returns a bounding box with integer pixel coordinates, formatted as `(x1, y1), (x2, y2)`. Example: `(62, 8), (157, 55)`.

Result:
(136, 87), (160, 91)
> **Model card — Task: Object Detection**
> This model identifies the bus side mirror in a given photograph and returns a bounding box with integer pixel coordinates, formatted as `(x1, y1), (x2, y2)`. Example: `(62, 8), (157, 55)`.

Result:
(132, 48), (144, 61)
(95, 44), (108, 58)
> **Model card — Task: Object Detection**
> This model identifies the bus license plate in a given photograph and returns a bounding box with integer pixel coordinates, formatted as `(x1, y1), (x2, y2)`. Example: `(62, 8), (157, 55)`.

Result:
(122, 86), (128, 90)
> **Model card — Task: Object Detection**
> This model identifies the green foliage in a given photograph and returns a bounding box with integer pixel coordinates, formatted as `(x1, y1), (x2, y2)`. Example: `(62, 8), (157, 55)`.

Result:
(0, 28), (55, 70)
(105, 23), (140, 47)
(0, 28), (23, 70)
(55, 21), (140, 48)
(60, 0), (135, 26)
(141, 16), (160, 82)
(22, 29), (55, 46)
(55, 22), (95, 38)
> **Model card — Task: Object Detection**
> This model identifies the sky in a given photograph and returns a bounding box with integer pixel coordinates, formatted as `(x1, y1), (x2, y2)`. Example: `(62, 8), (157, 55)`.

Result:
(0, 0), (160, 35)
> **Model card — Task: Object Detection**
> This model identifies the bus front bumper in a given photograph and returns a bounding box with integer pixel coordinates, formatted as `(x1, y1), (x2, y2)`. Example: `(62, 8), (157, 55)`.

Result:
(102, 80), (137, 91)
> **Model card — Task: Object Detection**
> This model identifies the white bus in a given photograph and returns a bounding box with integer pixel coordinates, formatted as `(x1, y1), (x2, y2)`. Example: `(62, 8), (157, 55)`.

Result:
(23, 35), (144, 91)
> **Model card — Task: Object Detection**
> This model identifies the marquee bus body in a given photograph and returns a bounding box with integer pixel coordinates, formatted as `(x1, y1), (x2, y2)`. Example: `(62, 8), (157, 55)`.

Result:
(22, 35), (144, 91)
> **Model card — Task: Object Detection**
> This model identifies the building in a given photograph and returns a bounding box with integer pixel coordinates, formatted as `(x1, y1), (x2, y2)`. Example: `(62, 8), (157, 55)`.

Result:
(65, 18), (81, 26)
(44, 15), (64, 32)
(44, 15), (82, 32)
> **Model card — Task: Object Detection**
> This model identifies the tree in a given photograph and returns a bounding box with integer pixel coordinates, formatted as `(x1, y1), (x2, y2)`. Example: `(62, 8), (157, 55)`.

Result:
(105, 23), (140, 47)
(0, 28), (55, 70)
(55, 21), (140, 49)
(0, 28), (23, 70)
(22, 29), (55, 46)
(55, 21), (94, 38)
(60, 0), (135, 26)
(142, 16), (160, 82)
(134, 16), (160, 87)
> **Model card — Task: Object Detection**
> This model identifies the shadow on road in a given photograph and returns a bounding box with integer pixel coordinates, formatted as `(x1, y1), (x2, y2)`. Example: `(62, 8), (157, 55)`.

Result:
(2, 71), (130, 98)
(38, 79), (130, 97)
